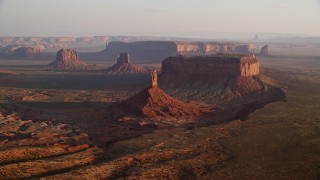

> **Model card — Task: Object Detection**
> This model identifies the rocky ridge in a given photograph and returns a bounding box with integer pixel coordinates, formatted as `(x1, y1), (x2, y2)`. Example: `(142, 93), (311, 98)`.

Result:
(97, 41), (255, 62)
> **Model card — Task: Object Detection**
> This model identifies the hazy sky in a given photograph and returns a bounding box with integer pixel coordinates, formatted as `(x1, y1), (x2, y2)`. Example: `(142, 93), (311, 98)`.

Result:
(0, 0), (319, 38)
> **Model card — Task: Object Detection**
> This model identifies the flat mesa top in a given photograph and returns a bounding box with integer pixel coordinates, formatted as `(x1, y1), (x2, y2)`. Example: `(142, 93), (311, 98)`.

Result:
(165, 54), (258, 63)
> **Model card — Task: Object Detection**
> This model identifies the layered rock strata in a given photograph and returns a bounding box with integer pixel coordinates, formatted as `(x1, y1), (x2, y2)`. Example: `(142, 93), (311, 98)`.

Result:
(159, 54), (265, 101)
(162, 54), (259, 77)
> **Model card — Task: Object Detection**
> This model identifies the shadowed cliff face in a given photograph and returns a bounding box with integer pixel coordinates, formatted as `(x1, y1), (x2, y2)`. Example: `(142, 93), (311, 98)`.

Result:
(259, 45), (269, 56)
(0, 45), (44, 59)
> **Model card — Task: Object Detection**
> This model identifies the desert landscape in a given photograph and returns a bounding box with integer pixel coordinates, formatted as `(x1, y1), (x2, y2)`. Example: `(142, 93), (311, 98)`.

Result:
(0, 0), (320, 179)
(0, 40), (319, 179)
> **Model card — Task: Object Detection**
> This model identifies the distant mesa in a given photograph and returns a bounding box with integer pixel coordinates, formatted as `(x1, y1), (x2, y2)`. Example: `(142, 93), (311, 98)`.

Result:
(120, 69), (202, 119)
(101, 53), (148, 74)
(11, 46), (41, 59)
(48, 48), (93, 70)
(0, 45), (47, 59)
(159, 54), (268, 101)
(259, 45), (269, 56)
(97, 41), (255, 62)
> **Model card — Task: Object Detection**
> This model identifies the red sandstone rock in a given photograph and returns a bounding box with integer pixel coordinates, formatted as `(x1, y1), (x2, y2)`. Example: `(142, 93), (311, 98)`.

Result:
(161, 54), (259, 77)
(159, 54), (264, 101)
(102, 53), (148, 74)
(48, 48), (93, 70)
(121, 71), (202, 119)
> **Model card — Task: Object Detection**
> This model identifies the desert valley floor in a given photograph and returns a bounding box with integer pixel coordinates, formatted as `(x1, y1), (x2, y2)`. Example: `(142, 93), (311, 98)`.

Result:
(0, 54), (319, 179)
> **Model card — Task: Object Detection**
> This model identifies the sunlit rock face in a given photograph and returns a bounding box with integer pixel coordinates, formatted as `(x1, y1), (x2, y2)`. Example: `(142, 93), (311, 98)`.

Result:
(161, 54), (260, 77)
(159, 54), (263, 101)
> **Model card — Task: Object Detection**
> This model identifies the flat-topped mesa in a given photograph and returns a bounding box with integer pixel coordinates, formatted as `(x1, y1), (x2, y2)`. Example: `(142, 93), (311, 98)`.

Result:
(0, 45), (43, 59)
(48, 48), (93, 70)
(161, 54), (260, 77)
(99, 41), (254, 62)
(12, 46), (41, 58)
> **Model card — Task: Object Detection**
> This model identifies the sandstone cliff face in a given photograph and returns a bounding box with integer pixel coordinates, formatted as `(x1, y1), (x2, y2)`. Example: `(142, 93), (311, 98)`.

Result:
(56, 48), (79, 61)
(176, 42), (253, 55)
(161, 54), (259, 77)
(99, 41), (255, 62)
(48, 49), (93, 70)
(159, 54), (264, 101)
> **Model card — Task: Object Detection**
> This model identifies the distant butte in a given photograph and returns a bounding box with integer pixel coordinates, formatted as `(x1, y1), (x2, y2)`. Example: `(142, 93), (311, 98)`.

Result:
(48, 48), (93, 70)
(101, 53), (148, 74)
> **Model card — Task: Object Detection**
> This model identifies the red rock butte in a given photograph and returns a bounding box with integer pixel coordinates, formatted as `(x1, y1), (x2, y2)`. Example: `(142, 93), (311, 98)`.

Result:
(48, 48), (92, 70)
(120, 70), (202, 119)
(102, 53), (148, 74)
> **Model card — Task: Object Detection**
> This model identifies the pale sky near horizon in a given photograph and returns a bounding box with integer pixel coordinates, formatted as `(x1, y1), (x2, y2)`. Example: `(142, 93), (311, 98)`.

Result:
(0, 0), (319, 38)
